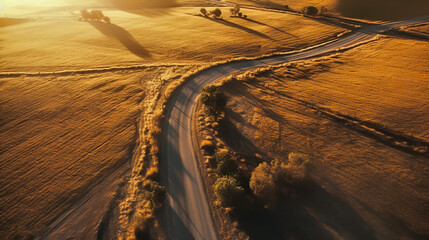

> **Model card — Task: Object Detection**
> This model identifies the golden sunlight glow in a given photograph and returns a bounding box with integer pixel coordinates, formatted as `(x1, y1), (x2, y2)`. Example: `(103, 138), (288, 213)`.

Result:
(1, 0), (102, 17)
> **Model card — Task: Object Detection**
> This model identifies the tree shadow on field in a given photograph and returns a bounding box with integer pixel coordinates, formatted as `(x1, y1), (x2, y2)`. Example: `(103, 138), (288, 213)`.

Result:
(0, 18), (28, 28)
(89, 21), (151, 59)
(230, 181), (377, 240)
(240, 17), (299, 38)
(202, 16), (273, 40)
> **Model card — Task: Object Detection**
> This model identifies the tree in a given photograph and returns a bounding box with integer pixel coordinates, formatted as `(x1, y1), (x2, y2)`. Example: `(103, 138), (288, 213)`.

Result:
(303, 6), (318, 16)
(230, 5), (240, 16)
(91, 10), (104, 21)
(103, 16), (111, 24)
(200, 85), (227, 121)
(249, 161), (277, 204)
(200, 8), (208, 17)
(214, 150), (231, 164)
(147, 181), (166, 209)
(80, 9), (91, 21)
(217, 156), (238, 176)
(250, 154), (309, 205)
(213, 176), (245, 207)
(210, 8), (222, 18)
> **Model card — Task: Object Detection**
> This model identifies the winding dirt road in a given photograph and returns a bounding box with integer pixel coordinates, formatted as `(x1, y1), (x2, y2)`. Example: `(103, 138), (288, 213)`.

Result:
(160, 16), (429, 240)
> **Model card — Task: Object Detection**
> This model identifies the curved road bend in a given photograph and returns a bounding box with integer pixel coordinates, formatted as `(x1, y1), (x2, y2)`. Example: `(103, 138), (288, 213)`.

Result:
(160, 17), (429, 240)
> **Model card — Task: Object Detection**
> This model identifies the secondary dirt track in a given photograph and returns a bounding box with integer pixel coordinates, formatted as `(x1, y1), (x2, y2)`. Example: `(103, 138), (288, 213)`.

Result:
(160, 16), (429, 240)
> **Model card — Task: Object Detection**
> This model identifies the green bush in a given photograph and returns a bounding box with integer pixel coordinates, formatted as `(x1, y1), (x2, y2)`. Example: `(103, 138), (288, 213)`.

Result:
(250, 153), (309, 205)
(200, 85), (227, 121)
(147, 181), (166, 209)
(213, 176), (245, 207)
(217, 157), (238, 176)
(214, 150), (230, 164)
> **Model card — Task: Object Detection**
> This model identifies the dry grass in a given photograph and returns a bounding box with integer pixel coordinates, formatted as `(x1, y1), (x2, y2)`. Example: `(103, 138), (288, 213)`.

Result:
(215, 37), (429, 239)
(0, 7), (346, 72)
(271, 37), (429, 141)
(0, 65), (196, 239)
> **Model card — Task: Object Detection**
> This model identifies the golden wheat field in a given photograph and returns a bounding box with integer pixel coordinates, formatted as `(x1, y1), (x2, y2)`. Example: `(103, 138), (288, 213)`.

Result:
(0, 6), (345, 72)
(0, 66), (195, 239)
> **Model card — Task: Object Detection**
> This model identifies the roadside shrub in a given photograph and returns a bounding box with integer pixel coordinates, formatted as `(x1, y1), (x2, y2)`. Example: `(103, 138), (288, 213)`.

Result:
(243, 15), (247, 19)
(303, 6), (318, 16)
(133, 213), (151, 240)
(200, 8), (208, 17)
(237, 12), (242, 18)
(217, 156), (238, 176)
(213, 176), (245, 207)
(200, 85), (227, 121)
(249, 161), (277, 204)
(214, 150), (230, 164)
(147, 181), (166, 209)
(210, 8), (222, 18)
(201, 140), (215, 155)
(250, 153), (309, 205)
(284, 153), (309, 185)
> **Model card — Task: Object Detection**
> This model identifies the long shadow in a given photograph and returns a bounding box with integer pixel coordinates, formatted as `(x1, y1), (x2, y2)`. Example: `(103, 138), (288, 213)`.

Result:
(218, 116), (267, 168)
(202, 16), (273, 40)
(348, 193), (429, 240)
(231, 181), (377, 240)
(239, 17), (299, 38)
(89, 21), (151, 59)
(246, 0), (287, 10)
(160, 203), (195, 240)
(0, 18), (28, 28)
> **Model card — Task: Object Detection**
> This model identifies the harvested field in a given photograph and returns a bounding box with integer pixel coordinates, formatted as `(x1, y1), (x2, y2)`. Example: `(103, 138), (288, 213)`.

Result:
(0, 65), (196, 239)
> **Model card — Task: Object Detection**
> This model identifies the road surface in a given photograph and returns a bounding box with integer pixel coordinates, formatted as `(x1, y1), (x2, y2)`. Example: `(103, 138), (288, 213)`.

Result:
(160, 16), (429, 240)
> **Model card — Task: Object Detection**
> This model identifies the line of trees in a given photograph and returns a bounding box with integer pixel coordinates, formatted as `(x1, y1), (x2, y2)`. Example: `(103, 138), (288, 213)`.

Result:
(200, 8), (223, 19)
(230, 4), (247, 19)
(80, 9), (111, 24)
(302, 6), (328, 16)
